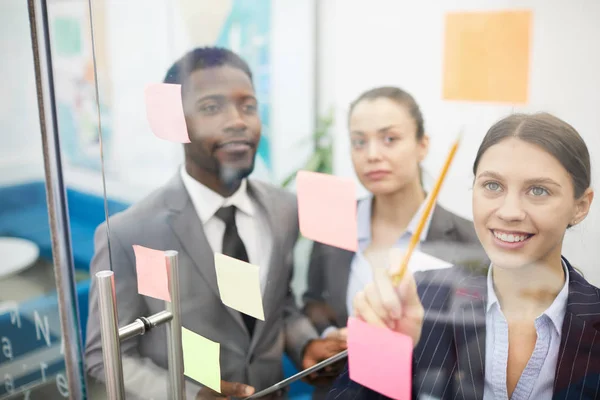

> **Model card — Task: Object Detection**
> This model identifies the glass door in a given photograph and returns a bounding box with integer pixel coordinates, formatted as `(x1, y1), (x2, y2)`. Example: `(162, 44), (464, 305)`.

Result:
(0, 1), (88, 399)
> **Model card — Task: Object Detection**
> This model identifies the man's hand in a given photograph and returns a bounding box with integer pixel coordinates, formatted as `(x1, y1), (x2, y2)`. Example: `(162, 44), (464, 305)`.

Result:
(301, 338), (347, 386)
(196, 380), (255, 400)
(324, 327), (347, 341)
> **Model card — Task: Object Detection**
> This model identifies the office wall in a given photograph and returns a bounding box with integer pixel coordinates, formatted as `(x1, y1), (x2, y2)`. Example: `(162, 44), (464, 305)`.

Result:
(59, 0), (316, 203)
(319, 0), (600, 284)
(0, 0), (44, 185)
(0, 0), (317, 301)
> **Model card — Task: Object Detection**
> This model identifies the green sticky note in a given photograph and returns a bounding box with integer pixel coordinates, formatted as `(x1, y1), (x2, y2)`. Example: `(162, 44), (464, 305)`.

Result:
(182, 328), (221, 393)
(53, 17), (81, 56)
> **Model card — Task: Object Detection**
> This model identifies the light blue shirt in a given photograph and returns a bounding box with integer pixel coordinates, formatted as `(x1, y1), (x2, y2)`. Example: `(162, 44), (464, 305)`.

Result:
(345, 196), (434, 316)
(483, 261), (569, 400)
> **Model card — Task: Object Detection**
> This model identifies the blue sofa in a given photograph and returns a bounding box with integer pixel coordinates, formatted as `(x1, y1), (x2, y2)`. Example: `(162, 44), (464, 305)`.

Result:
(0, 181), (313, 399)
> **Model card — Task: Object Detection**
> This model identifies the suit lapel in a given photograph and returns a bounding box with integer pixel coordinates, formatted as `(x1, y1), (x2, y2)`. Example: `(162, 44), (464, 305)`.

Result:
(452, 271), (487, 400)
(553, 259), (600, 399)
(165, 175), (247, 333)
(247, 181), (286, 317)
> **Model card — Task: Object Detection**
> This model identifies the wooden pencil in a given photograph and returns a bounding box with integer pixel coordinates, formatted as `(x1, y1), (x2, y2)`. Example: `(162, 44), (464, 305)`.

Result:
(391, 132), (463, 286)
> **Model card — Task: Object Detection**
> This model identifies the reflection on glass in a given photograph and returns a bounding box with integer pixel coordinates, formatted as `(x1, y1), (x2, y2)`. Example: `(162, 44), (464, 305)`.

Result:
(67, 0), (600, 398)
(82, 0), (331, 397)
(0, 1), (71, 398)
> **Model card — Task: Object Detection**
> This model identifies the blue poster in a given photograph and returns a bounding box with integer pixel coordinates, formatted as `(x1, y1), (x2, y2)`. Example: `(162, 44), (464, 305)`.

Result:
(216, 0), (271, 170)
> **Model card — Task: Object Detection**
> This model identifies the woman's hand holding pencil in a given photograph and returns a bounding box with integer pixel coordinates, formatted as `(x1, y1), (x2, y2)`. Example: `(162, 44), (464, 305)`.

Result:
(352, 132), (462, 345)
(353, 260), (425, 346)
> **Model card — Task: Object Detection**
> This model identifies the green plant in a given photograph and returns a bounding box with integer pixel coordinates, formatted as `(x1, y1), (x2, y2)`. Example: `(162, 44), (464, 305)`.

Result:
(281, 109), (334, 187)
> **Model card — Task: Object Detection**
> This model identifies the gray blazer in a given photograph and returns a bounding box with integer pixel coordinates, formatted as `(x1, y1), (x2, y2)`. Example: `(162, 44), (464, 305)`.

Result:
(303, 204), (487, 334)
(85, 174), (318, 400)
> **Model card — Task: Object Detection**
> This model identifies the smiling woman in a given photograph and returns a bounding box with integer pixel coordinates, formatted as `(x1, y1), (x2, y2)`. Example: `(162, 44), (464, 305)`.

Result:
(472, 113), (593, 271)
(468, 113), (596, 397)
(329, 112), (600, 400)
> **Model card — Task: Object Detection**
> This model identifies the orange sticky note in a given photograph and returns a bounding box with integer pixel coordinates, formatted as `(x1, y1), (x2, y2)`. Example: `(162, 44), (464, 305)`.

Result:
(296, 171), (357, 252)
(144, 83), (191, 143)
(443, 10), (532, 103)
(348, 317), (413, 400)
(132, 245), (171, 302)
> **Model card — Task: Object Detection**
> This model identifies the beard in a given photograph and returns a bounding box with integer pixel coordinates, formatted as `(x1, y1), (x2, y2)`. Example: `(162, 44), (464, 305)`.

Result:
(218, 162), (255, 189)
(184, 142), (257, 191)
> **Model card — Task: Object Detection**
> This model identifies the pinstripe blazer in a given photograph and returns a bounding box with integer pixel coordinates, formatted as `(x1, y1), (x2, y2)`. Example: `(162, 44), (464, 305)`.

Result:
(327, 257), (600, 400)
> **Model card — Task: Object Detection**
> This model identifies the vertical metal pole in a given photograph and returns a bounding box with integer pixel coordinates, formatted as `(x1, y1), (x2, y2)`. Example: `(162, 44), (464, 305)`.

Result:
(165, 251), (185, 399)
(96, 271), (125, 399)
(27, 0), (86, 398)
(313, 0), (321, 131)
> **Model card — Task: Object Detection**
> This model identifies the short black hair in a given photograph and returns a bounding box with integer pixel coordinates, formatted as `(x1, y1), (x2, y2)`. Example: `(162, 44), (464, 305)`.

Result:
(163, 46), (253, 87)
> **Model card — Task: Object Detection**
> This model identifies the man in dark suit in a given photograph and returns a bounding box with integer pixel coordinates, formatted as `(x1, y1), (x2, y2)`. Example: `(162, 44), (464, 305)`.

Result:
(85, 47), (345, 400)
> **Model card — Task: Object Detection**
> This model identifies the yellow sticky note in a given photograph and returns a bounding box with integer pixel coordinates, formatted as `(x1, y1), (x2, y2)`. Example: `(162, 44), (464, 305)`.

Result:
(443, 10), (532, 103)
(214, 253), (265, 320)
(182, 327), (221, 392)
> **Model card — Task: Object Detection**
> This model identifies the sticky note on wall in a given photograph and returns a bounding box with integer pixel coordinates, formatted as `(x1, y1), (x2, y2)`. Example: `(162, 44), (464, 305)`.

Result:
(442, 10), (532, 103)
(214, 253), (265, 320)
(297, 171), (358, 252)
(182, 327), (221, 392)
(132, 245), (171, 302)
(144, 83), (191, 143)
(347, 317), (413, 400)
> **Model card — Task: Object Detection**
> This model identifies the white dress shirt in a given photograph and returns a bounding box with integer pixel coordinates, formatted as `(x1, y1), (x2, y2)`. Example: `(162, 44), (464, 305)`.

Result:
(345, 196), (435, 316)
(180, 166), (272, 292)
(484, 261), (569, 400)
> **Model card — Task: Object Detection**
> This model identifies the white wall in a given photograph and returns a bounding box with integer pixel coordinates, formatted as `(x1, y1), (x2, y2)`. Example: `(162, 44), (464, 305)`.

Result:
(320, 0), (600, 284)
(270, 0), (316, 184)
(0, 0), (44, 185)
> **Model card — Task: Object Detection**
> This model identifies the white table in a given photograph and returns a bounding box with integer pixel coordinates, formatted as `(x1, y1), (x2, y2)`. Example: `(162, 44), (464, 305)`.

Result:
(0, 236), (40, 279)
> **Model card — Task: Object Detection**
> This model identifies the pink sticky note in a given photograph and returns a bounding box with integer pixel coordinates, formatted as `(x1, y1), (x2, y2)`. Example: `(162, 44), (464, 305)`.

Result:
(347, 317), (413, 400)
(132, 245), (171, 302)
(296, 171), (357, 251)
(144, 83), (191, 143)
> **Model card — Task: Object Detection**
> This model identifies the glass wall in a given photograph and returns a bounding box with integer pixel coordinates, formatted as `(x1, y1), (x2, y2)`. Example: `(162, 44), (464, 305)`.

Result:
(0, 1), (86, 399)
(81, 1), (321, 398)
(83, 0), (600, 399)
(3, 0), (600, 399)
